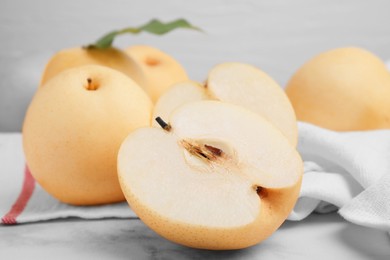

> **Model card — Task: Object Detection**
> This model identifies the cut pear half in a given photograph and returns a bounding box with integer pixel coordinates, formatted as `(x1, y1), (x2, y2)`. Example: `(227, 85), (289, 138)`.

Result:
(206, 62), (298, 146)
(152, 63), (298, 146)
(118, 101), (302, 250)
(152, 80), (209, 127)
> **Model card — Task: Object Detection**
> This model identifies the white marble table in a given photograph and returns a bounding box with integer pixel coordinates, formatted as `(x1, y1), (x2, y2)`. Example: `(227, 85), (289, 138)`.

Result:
(1, 213), (389, 259)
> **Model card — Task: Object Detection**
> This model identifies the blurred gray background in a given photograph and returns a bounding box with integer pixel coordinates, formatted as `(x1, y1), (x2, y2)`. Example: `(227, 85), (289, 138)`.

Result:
(1, 0), (390, 132)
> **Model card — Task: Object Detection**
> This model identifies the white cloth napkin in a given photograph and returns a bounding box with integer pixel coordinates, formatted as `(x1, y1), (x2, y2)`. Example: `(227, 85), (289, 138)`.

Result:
(288, 122), (390, 232)
(0, 133), (136, 224)
(1, 124), (389, 232)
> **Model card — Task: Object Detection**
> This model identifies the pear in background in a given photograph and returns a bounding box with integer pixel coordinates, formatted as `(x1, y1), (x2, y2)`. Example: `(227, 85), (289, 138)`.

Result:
(125, 45), (188, 103)
(285, 47), (390, 131)
(39, 47), (145, 88)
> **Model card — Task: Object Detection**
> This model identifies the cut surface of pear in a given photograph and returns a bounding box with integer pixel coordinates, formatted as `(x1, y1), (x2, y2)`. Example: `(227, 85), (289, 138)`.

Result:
(152, 80), (209, 127)
(118, 101), (302, 250)
(206, 62), (298, 146)
(153, 63), (298, 146)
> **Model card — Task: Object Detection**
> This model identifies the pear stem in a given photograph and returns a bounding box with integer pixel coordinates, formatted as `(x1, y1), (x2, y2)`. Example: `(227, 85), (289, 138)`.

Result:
(86, 78), (98, 91)
(155, 117), (171, 131)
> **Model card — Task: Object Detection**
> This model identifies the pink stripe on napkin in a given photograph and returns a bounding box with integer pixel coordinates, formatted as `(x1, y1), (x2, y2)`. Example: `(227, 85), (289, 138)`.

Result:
(2, 166), (35, 224)
(0, 133), (136, 225)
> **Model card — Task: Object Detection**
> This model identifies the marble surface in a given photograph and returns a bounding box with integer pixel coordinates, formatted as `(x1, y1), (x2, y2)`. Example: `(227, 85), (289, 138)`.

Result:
(1, 213), (389, 259)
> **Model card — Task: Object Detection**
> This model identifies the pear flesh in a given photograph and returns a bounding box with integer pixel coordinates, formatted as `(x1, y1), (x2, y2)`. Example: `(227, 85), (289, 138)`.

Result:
(152, 62), (298, 146)
(118, 101), (302, 250)
(152, 81), (208, 126)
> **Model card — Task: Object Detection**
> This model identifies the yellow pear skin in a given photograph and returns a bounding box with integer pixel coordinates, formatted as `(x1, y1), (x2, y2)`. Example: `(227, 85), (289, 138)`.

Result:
(23, 65), (153, 205)
(285, 47), (390, 131)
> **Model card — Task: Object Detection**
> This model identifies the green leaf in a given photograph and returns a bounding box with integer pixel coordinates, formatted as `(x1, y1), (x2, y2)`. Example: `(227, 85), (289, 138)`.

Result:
(85, 18), (202, 49)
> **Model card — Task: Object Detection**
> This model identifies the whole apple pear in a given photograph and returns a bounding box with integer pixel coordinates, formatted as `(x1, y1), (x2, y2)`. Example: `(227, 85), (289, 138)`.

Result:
(40, 47), (145, 88)
(125, 45), (188, 103)
(23, 65), (153, 205)
(285, 47), (390, 131)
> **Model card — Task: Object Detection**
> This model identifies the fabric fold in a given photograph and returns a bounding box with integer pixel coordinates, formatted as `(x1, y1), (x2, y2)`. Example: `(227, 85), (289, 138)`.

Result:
(288, 122), (390, 232)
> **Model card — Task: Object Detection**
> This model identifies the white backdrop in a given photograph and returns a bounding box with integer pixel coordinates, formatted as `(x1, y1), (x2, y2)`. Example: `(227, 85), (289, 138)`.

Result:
(1, 0), (390, 131)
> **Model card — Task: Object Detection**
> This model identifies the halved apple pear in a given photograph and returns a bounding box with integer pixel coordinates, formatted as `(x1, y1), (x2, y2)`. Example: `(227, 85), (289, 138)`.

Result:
(153, 62), (298, 146)
(118, 101), (303, 250)
(151, 80), (209, 126)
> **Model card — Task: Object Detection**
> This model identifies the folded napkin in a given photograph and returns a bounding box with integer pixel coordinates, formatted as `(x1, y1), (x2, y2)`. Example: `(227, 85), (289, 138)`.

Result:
(0, 134), (136, 224)
(288, 122), (390, 232)
(1, 123), (390, 232)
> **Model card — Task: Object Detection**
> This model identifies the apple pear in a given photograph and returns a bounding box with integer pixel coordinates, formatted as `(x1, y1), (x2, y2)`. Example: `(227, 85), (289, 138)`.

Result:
(285, 47), (390, 131)
(118, 101), (303, 250)
(23, 65), (153, 205)
(153, 63), (298, 146)
(125, 45), (189, 103)
(152, 80), (209, 125)
(40, 47), (145, 88)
